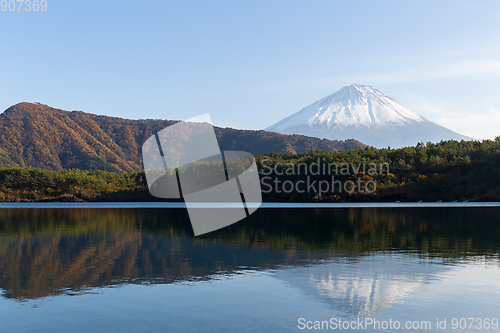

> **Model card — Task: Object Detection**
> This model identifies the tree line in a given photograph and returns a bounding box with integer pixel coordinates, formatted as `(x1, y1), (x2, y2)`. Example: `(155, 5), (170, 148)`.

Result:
(0, 138), (499, 202)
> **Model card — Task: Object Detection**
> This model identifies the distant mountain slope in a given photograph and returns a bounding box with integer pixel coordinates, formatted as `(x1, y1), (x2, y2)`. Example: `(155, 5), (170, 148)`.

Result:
(213, 127), (365, 155)
(266, 84), (474, 148)
(0, 103), (367, 171)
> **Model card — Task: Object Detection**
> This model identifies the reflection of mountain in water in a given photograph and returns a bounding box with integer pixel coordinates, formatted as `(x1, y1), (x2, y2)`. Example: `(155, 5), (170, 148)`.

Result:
(274, 256), (445, 316)
(0, 207), (499, 301)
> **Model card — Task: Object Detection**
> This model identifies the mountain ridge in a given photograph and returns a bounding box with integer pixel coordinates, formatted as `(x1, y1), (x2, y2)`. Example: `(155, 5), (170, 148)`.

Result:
(0, 102), (367, 171)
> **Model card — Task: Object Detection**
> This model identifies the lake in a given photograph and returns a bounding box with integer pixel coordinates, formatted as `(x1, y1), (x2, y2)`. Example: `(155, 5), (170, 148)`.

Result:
(0, 204), (499, 332)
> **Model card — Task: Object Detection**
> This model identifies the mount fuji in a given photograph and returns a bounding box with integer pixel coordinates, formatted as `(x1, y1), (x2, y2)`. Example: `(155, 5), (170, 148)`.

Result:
(266, 84), (473, 148)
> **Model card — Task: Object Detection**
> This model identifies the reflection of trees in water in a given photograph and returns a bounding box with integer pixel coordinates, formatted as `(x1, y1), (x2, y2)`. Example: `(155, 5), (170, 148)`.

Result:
(0, 207), (499, 301)
(0, 233), (140, 299)
(220, 207), (500, 256)
(0, 232), (327, 300)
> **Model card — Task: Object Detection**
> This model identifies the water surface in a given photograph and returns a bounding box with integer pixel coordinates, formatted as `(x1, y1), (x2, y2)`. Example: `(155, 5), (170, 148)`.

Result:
(0, 206), (499, 332)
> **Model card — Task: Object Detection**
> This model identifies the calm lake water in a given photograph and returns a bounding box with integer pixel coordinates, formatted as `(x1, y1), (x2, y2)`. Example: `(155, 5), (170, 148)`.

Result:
(0, 205), (499, 332)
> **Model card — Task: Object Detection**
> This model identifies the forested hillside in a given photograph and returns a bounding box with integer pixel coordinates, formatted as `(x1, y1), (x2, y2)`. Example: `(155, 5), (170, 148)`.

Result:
(0, 103), (366, 172)
(0, 138), (499, 202)
(256, 138), (500, 202)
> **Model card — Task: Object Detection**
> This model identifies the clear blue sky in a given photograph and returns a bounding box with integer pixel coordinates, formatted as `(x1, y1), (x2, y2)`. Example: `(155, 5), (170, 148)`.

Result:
(1, 0), (499, 139)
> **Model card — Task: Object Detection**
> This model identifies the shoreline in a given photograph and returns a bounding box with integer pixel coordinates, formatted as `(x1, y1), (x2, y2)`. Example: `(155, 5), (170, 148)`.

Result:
(1, 202), (499, 208)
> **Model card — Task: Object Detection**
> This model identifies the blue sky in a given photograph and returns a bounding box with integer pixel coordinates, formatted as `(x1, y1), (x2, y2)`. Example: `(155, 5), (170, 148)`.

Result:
(1, 0), (500, 139)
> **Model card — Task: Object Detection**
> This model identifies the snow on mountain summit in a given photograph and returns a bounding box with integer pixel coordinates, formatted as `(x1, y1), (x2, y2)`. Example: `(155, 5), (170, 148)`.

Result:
(270, 84), (423, 130)
(266, 84), (473, 148)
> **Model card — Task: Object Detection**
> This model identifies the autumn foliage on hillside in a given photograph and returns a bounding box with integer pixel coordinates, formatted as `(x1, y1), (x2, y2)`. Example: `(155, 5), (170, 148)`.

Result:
(0, 103), (367, 172)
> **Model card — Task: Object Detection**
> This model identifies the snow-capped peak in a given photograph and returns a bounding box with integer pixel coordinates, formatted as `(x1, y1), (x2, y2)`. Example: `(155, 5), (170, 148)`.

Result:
(266, 84), (473, 148)
(269, 84), (424, 131)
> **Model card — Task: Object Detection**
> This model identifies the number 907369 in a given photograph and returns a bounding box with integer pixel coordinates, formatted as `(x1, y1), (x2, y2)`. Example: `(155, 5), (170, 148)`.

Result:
(1, 0), (47, 11)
